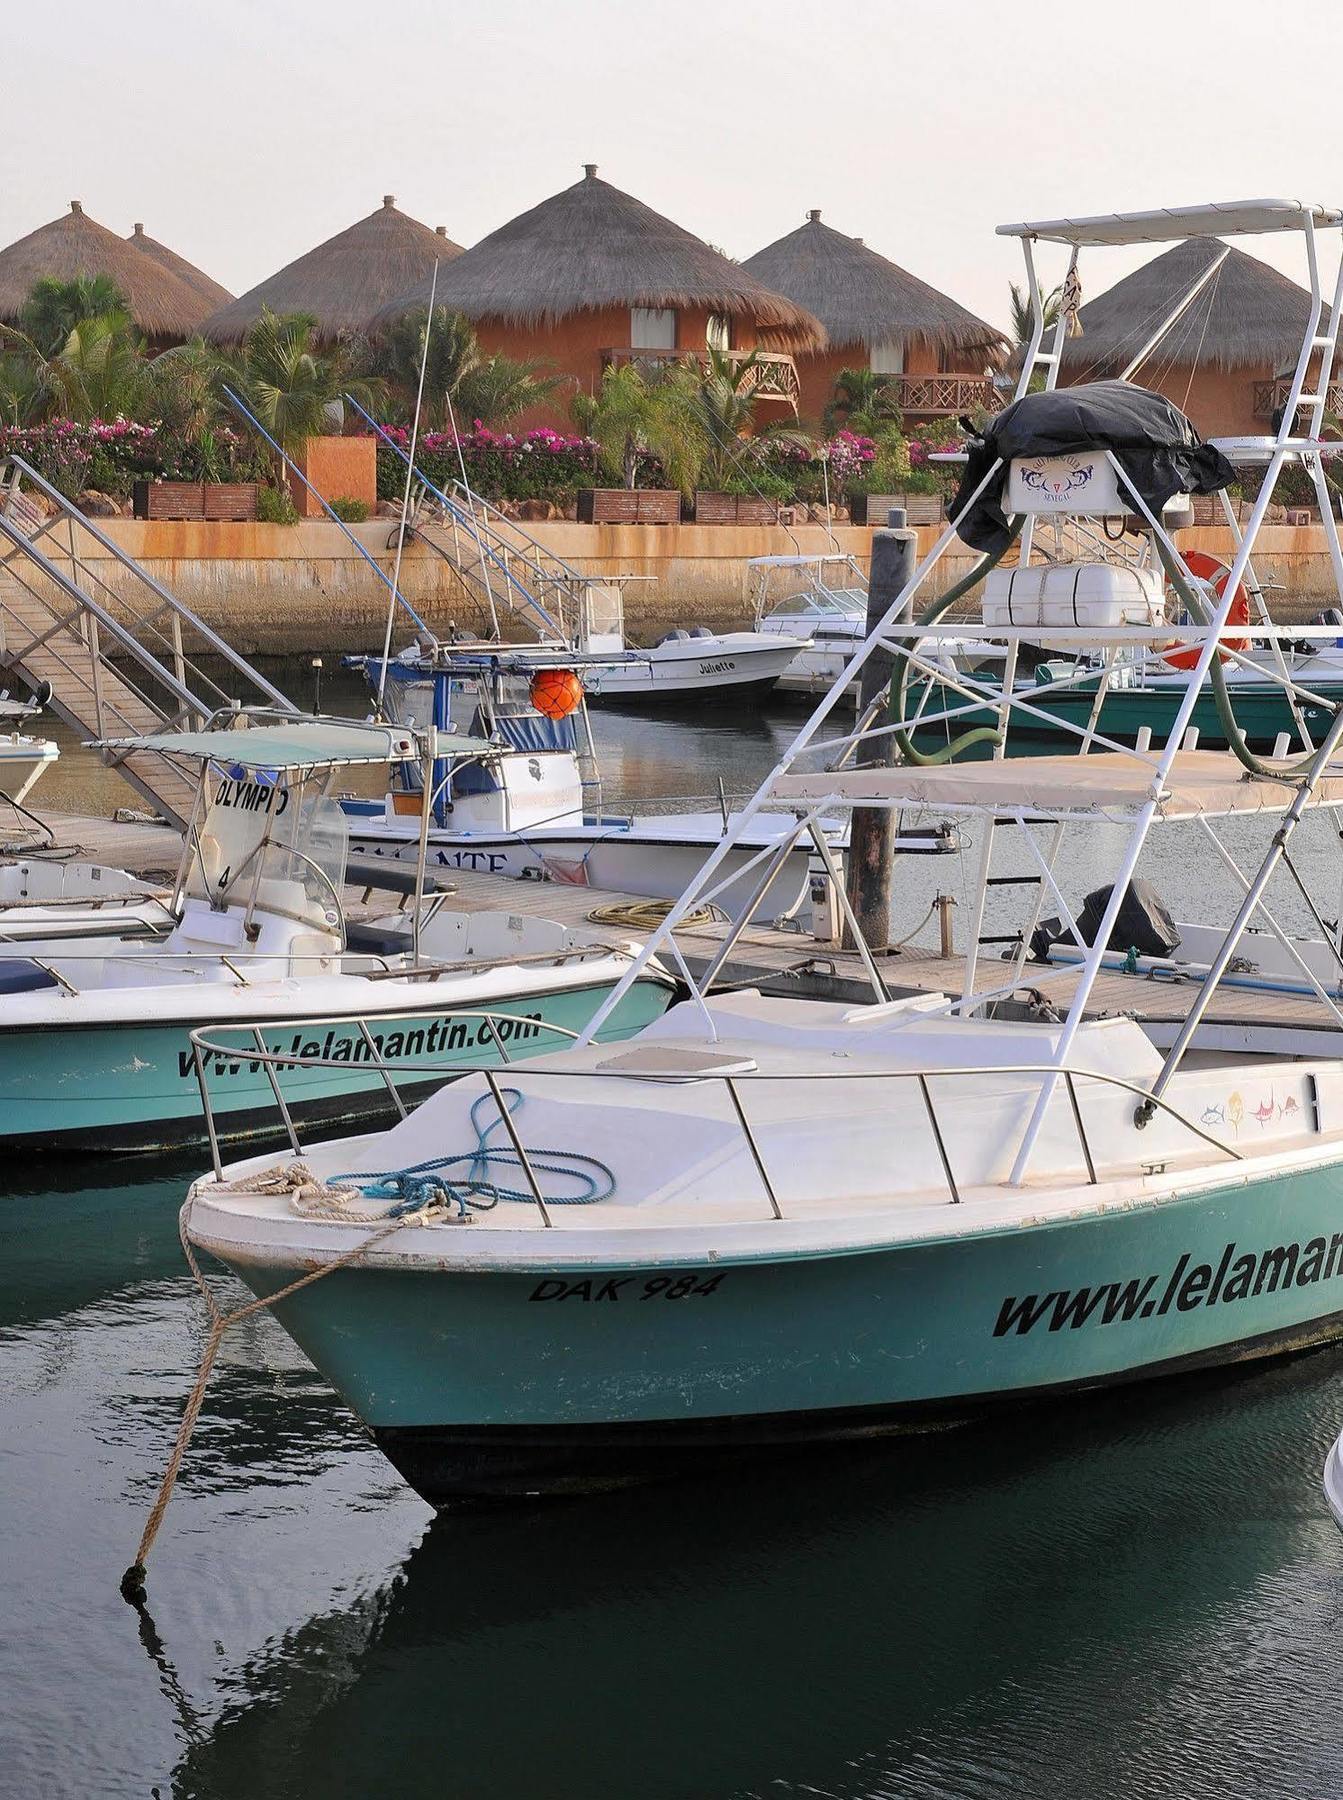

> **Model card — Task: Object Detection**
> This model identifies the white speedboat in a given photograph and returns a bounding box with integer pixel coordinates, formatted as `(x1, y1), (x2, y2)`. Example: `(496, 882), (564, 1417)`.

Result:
(0, 685), (59, 807)
(580, 627), (804, 706)
(0, 856), (176, 946)
(343, 643), (956, 920)
(0, 712), (673, 1152)
(186, 195), (1343, 1504)
(750, 553), (870, 699)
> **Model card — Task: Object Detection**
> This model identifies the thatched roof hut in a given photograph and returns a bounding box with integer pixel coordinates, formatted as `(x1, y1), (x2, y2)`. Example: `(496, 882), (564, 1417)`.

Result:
(375, 166), (823, 349)
(0, 200), (214, 338)
(201, 197), (464, 344)
(1059, 237), (1315, 377)
(126, 222), (233, 313)
(741, 210), (1006, 359)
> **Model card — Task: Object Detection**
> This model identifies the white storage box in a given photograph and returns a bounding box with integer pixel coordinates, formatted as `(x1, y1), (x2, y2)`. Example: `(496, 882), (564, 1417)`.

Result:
(982, 562), (1166, 629)
(1008, 453), (1124, 514)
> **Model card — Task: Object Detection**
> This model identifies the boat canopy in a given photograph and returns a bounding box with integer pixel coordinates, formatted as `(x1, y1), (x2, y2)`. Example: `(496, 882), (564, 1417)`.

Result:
(953, 381), (1235, 555)
(772, 749), (1343, 822)
(95, 721), (483, 770)
(996, 200), (1342, 245)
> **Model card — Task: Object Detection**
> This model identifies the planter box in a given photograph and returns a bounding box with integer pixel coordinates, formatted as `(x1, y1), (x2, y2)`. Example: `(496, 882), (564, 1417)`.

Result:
(577, 487), (682, 524)
(133, 480), (259, 521)
(134, 480), (204, 520)
(288, 435), (377, 519)
(694, 491), (781, 525)
(854, 491), (944, 527)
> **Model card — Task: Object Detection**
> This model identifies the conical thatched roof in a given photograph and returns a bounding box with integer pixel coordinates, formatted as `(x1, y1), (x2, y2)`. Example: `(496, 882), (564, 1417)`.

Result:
(1060, 237), (1316, 377)
(375, 166), (823, 349)
(126, 221), (233, 312)
(0, 200), (214, 337)
(742, 210), (1006, 359)
(201, 197), (464, 344)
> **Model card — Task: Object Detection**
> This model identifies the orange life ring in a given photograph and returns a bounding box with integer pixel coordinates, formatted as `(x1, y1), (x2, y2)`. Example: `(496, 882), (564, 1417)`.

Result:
(1161, 550), (1250, 669)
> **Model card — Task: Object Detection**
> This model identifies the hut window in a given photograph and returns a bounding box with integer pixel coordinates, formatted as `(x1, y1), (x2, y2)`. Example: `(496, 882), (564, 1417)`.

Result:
(707, 314), (732, 353)
(869, 340), (905, 375)
(631, 307), (677, 350)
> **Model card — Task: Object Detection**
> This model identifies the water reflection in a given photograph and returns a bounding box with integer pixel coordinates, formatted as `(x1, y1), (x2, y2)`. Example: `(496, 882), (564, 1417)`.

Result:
(170, 1352), (1343, 1800)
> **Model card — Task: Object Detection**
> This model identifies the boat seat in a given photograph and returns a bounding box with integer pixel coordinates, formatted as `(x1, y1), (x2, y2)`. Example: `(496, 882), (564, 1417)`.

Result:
(0, 958), (59, 994)
(346, 920), (413, 957)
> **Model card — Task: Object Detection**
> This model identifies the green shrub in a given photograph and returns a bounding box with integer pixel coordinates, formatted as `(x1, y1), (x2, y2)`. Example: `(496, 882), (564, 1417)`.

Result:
(257, 485), (299, 524)
(329, 495), (370, 522)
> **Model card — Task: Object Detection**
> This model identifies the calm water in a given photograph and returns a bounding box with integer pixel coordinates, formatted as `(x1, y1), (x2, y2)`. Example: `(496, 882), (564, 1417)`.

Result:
(5, 669), (1343, 1798)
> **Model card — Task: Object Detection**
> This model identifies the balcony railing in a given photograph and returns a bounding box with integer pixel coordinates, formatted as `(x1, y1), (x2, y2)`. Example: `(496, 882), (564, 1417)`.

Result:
(600, 347), (800, 408)
(1254, 378), (1343, 418)
(886, 373), (999, 417)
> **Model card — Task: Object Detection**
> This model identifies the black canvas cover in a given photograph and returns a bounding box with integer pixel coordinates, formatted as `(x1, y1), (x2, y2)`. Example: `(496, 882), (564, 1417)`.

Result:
(1029, 878), (1180, 964)
(951, 380), (1237, 555)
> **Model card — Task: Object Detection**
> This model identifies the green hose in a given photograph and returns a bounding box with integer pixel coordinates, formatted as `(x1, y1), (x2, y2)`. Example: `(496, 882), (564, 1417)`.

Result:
(888, 518), (1024, 765)
(1152, 536), (1331, 780)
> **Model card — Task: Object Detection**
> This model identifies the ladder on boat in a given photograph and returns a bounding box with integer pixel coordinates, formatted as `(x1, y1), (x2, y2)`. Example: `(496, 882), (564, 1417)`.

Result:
(0, 457), (296, 829)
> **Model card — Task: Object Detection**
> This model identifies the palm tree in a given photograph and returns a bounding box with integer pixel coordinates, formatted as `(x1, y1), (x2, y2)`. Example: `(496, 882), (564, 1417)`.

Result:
(572, 361), (705, 496)
(1008, 280), (1061, 347)
(19, 274), (128, 357)
(823, 366), (905, 438)
(236, 308), (381, 474)
(373, 305), (479, 429)
(49, 311), (151, 420)
(457, 353), (562, 430)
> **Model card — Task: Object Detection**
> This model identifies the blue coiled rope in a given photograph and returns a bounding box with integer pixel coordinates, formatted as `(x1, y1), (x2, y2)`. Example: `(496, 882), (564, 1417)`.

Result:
(331, 1087), (617, 1220)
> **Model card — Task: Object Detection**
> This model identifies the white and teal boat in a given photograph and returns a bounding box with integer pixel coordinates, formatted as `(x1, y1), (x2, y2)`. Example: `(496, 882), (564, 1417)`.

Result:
(184, 196), (1343, 1503)
(0, 713), (672, 1153)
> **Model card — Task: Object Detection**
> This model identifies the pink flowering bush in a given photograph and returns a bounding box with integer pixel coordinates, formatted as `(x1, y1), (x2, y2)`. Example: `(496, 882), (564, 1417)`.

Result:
(377, 424), (602, 503)
(0, 418), (265, 499)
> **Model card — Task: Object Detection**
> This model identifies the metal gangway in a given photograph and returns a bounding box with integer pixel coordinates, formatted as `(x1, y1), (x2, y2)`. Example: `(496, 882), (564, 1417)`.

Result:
(0, 457), (295, 828)
(350, 399), (640, 651)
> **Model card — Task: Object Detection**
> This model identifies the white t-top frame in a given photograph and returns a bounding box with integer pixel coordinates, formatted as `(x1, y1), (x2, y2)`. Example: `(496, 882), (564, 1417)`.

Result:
(577, 199), (1343, 1185)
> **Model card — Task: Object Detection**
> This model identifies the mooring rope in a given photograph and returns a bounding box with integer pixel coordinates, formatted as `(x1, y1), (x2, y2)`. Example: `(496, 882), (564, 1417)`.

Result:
(120, 1091), (617, 1604)
(120, 1189), (427, 1608)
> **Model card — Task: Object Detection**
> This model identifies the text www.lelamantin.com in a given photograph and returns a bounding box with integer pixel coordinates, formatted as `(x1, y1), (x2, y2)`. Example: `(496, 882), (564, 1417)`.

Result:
(993, 1234), (1343, 1337)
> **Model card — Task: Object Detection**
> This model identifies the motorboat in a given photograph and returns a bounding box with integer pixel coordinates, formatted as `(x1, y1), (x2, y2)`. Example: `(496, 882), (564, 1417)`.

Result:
(0, 856), (177, 947)
(185, 196), (1343, 1503)
(750, 553), (869, 698)
(358, 406), (806, 708)
(0, 712), (673, 1152)
(580, 625), (804, 706)
(0, 683), (60, 809)
(342, 641), (956, 920)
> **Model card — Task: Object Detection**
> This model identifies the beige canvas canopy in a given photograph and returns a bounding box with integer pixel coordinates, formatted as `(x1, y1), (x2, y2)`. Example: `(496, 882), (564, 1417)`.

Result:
(772, 750), (1343, 821)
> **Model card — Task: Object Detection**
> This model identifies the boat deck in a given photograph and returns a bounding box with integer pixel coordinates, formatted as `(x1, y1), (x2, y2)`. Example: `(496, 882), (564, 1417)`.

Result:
(25, 809), (1343, 1052)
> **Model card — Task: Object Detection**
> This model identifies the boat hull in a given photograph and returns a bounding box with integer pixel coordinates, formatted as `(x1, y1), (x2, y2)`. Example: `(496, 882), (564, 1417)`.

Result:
(582, 638), (800, 707)
(218, 1159), (1343, 1499)
(0, 978), (671, 1154)
(909, 675), (1342, 753)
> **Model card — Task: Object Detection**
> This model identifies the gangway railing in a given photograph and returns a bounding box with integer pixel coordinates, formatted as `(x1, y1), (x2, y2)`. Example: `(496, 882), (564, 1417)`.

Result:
(0, 457), (295, 825)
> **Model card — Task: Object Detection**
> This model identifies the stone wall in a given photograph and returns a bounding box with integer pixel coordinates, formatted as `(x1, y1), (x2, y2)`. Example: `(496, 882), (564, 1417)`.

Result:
(22, 517), (1342, 656)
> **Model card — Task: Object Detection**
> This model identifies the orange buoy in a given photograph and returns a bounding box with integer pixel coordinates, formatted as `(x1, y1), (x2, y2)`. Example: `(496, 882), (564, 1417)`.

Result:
(1162, 550), (1250, 669)
(530, 667), (584, 719)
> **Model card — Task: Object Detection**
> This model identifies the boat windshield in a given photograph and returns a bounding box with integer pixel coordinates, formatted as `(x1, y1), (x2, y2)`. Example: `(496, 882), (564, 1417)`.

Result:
(187, 768), (349, 933)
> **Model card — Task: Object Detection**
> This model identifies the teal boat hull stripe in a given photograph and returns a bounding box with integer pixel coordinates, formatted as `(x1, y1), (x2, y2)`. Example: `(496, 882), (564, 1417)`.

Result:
(233, 1159), (1343, 1497)
(0, 980), (670, 1153)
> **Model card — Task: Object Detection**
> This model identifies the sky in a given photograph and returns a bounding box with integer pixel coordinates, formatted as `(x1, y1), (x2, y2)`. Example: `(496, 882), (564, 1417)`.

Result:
(5, 0), (1343, 331)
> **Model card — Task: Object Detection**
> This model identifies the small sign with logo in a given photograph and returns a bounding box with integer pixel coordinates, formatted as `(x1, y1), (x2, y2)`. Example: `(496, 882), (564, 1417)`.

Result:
(1008, 454), (1123, 516)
